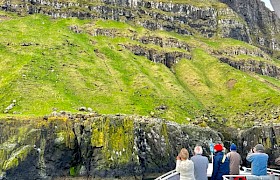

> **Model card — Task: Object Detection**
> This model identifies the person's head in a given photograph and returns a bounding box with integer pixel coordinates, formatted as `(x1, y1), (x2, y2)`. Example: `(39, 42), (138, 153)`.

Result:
(214, 144), (223, 152)
(194, 146), (203, 155)
(179, 148), (189, 160)
(253, 144), (265, 153)
(230, 143), (237, 151)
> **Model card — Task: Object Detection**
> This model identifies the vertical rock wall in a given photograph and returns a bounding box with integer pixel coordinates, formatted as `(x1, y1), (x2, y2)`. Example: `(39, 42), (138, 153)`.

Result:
(220, 0), (280, 52)
(238, 125), (280, 167)
(0, 115), (221, 179)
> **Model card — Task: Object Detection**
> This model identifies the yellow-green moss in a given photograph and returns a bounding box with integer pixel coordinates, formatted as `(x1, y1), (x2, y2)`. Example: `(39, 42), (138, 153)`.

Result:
(44, 117), (75, 148)
(91, 116), (135, 167)
(91, 117), (105, 147)
(0, 149), (8, 170)
(0, 117), (76, 173)
(3, 145), (32, 170)
(91, 127), (105, 147)
(56, 130), (75, 148)
(69, 165), (81, 176)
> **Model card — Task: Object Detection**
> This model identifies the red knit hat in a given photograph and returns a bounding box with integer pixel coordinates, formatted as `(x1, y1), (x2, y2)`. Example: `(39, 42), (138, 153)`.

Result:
(214, 144), (223, 152)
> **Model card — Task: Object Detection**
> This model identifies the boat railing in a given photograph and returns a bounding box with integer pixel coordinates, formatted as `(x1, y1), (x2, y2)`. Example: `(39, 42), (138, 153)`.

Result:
(222, 175), (275, 180)
(222, 167), (280, 180)
(267, 167), (280, 175)
(156, 165), (280, 180)
(154, 170), (179, 180)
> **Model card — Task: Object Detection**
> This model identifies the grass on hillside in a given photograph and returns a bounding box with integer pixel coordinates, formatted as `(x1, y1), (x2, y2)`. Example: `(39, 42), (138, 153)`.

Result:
(0, 12), (279, 127)
(0, 13), (204, 123)
(174, 48), (280, 124)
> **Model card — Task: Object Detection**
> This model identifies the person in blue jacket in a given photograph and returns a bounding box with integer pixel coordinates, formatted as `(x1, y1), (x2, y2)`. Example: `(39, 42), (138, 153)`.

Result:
(211, 144), (230, 180)
(246, 144), (269, 176)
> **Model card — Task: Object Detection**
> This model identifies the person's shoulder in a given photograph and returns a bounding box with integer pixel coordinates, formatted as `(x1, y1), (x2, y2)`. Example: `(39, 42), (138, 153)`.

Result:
(256, 152), (268, 156)
(187, 159), (194, 165)
(263, 153), (269, 158)
(233, 151), (241, 156)
(190, 155), (196, 160)
(202, 155), (208, 160)
(202, 156), (209, 162)
(251, 152), (268, 158)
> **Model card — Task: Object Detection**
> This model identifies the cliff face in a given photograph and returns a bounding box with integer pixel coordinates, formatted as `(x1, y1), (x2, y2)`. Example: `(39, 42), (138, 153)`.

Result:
(2, 0), (218, 37)
(0, 115), (221, 179)
(2, 0), (280, 55)
(1, 114), (280, 179)
(2, 0), (276, 51)
(220, 57), (280, 79)
(238, 125), (280, 167)
(220, 0), (280, 53)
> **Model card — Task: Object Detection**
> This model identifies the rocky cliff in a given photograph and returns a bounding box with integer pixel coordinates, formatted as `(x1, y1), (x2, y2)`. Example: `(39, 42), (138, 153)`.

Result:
(2, 0), (280, 80)
(0, 114), (221, 179)
(238, 124), (280, 167)
(1, 0), (280, 56)
(220, 0), (280, 54)
(1, 114), (280, 179)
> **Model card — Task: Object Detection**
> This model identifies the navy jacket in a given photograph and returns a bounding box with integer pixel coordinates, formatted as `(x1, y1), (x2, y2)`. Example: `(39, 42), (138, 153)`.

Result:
(211, 151), (230, 180)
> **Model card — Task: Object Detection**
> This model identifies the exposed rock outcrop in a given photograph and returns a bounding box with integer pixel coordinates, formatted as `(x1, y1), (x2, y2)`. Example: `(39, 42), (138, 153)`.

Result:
(2, 0), (280, 55)
(122, 44), (191, 68)
(0, 115), (221, 180)
(220, 57), (280, 79)
(238, 125), (280, 167)
(212, 46), (270, 60)
(0, 0), (257, 48)
(2, 114), (280, 179)
(220, 0), (280, 53)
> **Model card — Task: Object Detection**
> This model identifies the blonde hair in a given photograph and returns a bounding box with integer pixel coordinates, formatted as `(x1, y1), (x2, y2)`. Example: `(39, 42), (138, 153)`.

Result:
(179, 148), (189, 160)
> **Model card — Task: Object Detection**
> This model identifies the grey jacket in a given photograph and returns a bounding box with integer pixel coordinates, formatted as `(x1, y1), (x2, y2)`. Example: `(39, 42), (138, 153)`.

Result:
(191, 154), (209, 180)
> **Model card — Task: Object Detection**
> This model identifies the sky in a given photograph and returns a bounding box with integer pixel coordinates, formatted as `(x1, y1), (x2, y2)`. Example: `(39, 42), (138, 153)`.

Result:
(261, 0), (274, 11)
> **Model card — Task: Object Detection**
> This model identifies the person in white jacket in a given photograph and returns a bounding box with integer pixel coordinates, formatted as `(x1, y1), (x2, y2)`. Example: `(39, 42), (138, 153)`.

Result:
(175, 148), (196, 180)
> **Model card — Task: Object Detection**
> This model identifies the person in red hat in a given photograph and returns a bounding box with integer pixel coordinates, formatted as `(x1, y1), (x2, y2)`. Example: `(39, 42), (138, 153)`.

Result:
(211, 143), (230, 180)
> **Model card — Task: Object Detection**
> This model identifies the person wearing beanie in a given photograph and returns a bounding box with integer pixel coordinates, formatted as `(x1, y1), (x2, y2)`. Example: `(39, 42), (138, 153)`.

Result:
(175, 148), (195, 180)
(246, 144), (269, 177)
(211, 143), (230, 180)
(226, 143), (242, 175)
(191, 145), (209, 180)
(214, 144), (223, 152)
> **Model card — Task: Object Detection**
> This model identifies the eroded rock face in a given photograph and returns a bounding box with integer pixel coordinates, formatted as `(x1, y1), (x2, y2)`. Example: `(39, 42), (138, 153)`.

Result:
(220, 57), (280, 79)
(238, 125), (280, 167)
(0, 115), (221, 179)
(122, 44), (191, 68)
(2, 0), (279, 53)
(2, 115), (280, 179)
(0, 0), (250, 43)
(220, 0), (280, 52)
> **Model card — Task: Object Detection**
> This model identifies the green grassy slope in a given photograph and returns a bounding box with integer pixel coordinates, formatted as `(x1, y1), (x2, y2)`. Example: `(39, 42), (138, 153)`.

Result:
(0, 11), (279, 127)
(0, 12), (204, 122)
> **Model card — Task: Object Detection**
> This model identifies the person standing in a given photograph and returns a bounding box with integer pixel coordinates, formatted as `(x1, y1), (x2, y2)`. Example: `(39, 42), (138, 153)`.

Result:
(211, 144), (230, 180)
(246, 144), (269, 176)
(226, 143), (242, 175)
(175, 148), (195, 180)
(191, 145), (209, 180)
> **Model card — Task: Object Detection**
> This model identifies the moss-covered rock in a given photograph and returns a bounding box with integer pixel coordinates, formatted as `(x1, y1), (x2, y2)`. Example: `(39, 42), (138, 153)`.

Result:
(0, 114), (222, 179)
